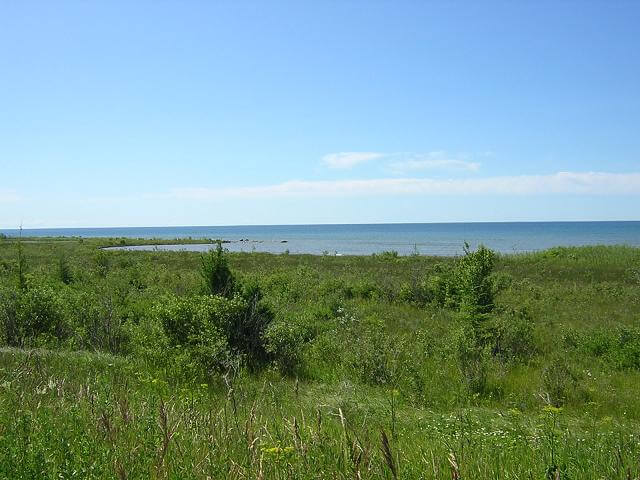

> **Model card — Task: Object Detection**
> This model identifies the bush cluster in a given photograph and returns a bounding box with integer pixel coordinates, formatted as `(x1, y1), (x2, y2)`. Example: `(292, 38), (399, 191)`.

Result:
(2, 238), (636, 413)
(563, 326), (640, 370)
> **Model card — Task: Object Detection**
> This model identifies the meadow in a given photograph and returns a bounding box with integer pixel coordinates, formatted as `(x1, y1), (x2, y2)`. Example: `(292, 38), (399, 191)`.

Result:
(0, 235), (639, 479)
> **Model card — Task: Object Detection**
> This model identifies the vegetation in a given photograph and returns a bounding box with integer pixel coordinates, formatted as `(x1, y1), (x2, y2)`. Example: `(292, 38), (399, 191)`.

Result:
(1, 237), (639, 478)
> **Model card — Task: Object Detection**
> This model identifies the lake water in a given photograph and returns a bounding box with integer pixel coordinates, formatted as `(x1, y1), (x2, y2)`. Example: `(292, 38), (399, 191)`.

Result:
(2, 222), (640, 256)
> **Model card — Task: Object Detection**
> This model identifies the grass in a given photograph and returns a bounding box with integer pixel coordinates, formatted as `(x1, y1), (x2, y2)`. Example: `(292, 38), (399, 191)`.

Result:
(1, 237), (640, 478)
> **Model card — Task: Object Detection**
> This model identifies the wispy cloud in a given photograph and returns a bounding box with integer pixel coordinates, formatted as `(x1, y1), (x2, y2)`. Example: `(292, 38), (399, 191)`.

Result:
(322, 152), (385, 169)
(167, 172), (640, 200)
(388, 154), (480, 174)
(322, 150), (481, 173)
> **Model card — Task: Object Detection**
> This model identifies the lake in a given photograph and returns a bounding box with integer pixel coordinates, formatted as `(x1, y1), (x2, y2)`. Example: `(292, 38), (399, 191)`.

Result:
(2, 222), (640, 256)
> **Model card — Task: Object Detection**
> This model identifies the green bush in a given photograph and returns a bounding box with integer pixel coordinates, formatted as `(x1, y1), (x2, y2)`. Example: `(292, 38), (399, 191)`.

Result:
(425, 274), (451, 306)
(346, 324), (395, 385)
(0, 287), (18, 345)
(93, 250), (110, 277)
(0, 282), (70, 347)
(397, 278), (435, 306)
(153, 287), (274, 374)
(488, 308), (536, 362)
(454, 244), (495, 315)
(123, 316), (171, 367)
(234, 279), (274, 368)
(58, 255), (73, 285)
(350, 279), (382, 300)
(201, 241), (235, 297)
(264, 319), (310, 375)
(398, 247), (495, 313)
(541, 356), (578, 406)
(64, 289), (130, 353)
(153, 294), (238, 373)
(563, 326), (640, 370)
(453, 322), (490, 394)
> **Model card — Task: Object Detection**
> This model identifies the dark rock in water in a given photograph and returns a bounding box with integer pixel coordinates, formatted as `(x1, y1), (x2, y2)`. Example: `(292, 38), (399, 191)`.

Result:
(280, 240), (288, 243)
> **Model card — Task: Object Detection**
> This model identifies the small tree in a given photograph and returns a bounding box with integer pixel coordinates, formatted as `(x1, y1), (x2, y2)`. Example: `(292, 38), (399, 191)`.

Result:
(17, 227), (27, 290)
(452, 244), (496, 394)
(58, 255), (73, 285)
(201, 241), (235, 297)
(455, 243), (495, 317)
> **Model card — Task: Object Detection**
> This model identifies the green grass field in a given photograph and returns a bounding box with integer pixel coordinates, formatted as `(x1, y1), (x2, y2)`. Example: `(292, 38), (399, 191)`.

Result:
(1, 237), (639, 479)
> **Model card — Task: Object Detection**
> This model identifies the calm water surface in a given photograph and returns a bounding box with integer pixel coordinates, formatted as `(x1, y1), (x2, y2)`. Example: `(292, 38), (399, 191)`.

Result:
(2, 222), (639, 256)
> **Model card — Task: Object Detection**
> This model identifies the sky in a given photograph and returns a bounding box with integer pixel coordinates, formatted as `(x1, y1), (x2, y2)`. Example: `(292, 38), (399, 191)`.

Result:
(1, 0), (639, 228)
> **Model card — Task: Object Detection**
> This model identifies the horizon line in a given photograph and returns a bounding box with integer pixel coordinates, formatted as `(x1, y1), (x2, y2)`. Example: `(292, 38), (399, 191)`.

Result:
(2, 219), (640, 231)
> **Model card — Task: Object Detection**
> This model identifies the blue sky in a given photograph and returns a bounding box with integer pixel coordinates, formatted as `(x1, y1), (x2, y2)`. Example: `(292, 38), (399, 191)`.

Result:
(1, 0), (639, 228)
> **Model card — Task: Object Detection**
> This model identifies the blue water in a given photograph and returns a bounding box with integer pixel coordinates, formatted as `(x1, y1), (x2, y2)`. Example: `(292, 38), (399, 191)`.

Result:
(2, 222), (639, 256)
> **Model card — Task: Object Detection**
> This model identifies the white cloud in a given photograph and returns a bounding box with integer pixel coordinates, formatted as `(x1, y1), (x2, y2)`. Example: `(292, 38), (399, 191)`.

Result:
(321, 152), (385, 169)
(168, 172), (640, 200)
(388, 156), (481, 173)
(322, 150), (481, 172)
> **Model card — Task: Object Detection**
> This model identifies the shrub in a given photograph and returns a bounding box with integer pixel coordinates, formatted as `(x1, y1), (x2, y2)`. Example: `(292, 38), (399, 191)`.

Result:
(425, 274), (451, 306)
(94, 250), (110, 277)
(123, 316), (171, 367)
(488, 308), (536, 362)
(490, 271), (513, 293)
(346, 327), (396, 385)
(201, 241), (235, 297)
(0, 287), (19, 345)
(154, 294), (242, 347)
(454, 243), (495, 315)
(188, 318), (232, 376)
(563, 326), (640, 370)
(153, 287), (274, 374)
(64, 289), (129, 353)
(397, 273), (451, 307)
(153, 295), (239, 373)
(453, 322), (490, 394)
(264, 319), (310, 375)
(58, 255), (73, 285)
(0, 282), (70, 347)
(402, 247), (495, 312)
(350, 279), (382, 300)
(541, 356), (578, 406)
(397, 280), (429, 306)
(17, 237), (27, 290)
(611, 327), (640, 370)
(234, 280), (274, 368)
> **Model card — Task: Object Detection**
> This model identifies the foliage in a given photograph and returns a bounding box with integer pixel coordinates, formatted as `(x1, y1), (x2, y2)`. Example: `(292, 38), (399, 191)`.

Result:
(17, 234), (27, 290)
(57, 254), (73, 285)
(488, 307), (536, 362)
(453, 322), (490, 394)
(1, 348), (639, 479)
(152, 285), (274, 373)
(94, 250), (110, 277)
(563, 326), (640, 370)
(200, 241), (235, 297)
(263, 319), (310, 375)
(454, 243), (496, 315)
(0, 238), (639, 478)
(152, 294), (240, 374)
(0, 281), (69, 347)
(541, 356), (579, 406)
